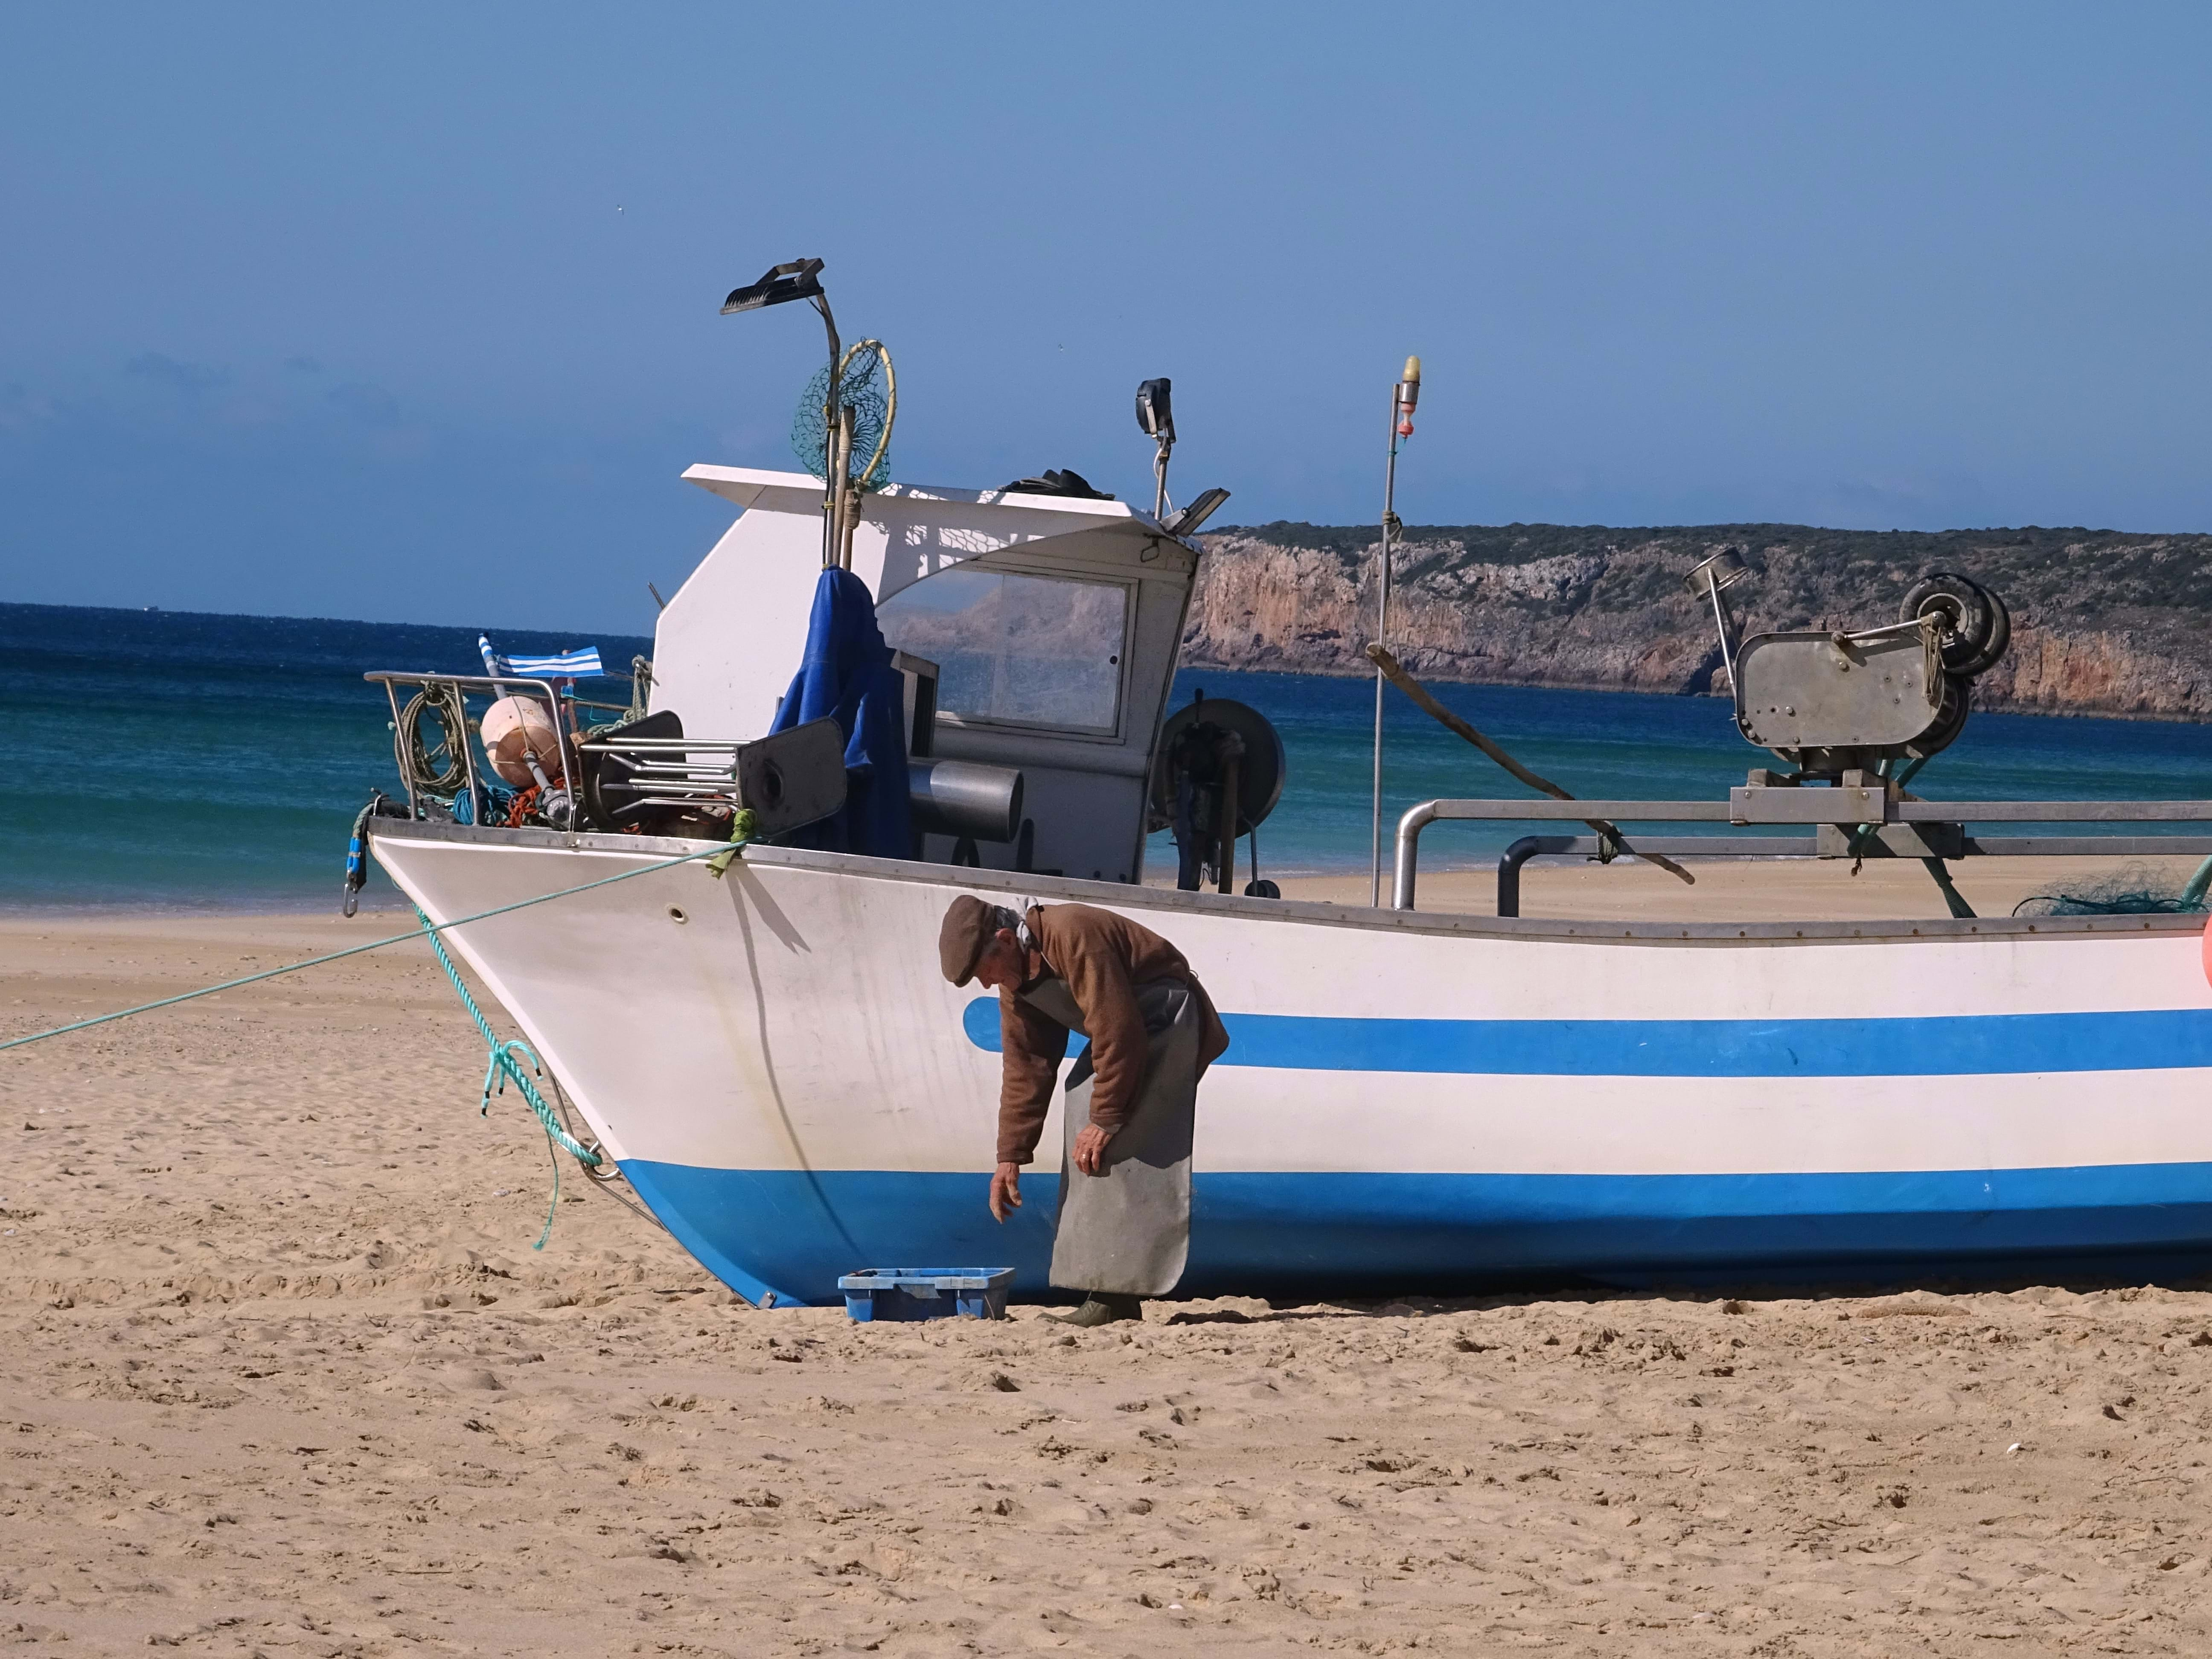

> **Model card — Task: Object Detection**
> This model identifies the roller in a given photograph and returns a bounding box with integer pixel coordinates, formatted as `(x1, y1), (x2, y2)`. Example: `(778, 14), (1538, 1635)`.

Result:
(909, 759), (1024, 843)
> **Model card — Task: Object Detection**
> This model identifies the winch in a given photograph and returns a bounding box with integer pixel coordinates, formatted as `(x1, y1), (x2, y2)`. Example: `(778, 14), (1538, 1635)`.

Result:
(1687, 550), (2012, 780)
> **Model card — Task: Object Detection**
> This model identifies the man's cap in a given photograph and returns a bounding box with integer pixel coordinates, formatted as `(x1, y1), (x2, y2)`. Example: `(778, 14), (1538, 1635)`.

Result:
(939, 894), (998, 987)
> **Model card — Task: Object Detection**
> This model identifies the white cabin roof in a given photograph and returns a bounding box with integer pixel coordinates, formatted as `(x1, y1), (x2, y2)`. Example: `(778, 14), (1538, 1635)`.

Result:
(682, 464), (1156, 525)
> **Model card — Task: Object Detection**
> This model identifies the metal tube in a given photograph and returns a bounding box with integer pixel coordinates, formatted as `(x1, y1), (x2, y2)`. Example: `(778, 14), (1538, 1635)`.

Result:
(1217, 750), (1240, 895)
(456, 685), (482, 821)
(1496, 835), (1555, 918)
(1898, 800), (2212, 821)
(908, 759), (1025, 843)
(1391, 799), (1439, 910)
(813, 296), (843, 570)
(834, 404), (858, 571)
(380, 680), (416, 818)
(1703, 576), (1738, 692)
(1411, 799), (1738, 822)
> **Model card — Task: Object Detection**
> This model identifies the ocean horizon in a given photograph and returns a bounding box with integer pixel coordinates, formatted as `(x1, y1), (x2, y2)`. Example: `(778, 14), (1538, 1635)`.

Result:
(11, 598), (2212, 912)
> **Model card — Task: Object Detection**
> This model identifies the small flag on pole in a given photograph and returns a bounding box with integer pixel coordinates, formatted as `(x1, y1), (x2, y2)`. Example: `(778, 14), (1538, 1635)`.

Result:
(478, 637), (605, 679)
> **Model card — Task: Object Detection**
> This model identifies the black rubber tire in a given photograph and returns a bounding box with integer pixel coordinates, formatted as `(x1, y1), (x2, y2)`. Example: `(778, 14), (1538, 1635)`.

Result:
(1945, 577), (2011, 679)
(1901, 573), (1995, 675)
(1906, 675), (1971, 760)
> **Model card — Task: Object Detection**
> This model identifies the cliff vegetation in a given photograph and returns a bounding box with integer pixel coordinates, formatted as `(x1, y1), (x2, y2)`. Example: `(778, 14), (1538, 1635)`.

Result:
(1184, 521), (2212, 720)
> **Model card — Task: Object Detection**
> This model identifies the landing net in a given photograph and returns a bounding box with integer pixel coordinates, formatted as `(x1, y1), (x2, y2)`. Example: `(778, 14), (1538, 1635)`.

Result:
(792, 344), (892, 489)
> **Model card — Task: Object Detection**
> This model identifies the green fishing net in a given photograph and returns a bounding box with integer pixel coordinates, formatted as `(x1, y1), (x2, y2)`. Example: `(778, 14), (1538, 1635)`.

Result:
(2012, 861), (2212, 917)
(792, 350), (891, 489)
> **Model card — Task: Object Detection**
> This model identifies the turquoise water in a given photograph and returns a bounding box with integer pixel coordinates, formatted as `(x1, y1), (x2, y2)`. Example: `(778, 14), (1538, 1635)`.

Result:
(0, 603), (652, 911)
(10, 600), (2212, 910)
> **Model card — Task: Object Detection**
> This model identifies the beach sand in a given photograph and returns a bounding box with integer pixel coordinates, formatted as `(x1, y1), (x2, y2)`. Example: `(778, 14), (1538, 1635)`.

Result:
(7, 897), (2212, 1656)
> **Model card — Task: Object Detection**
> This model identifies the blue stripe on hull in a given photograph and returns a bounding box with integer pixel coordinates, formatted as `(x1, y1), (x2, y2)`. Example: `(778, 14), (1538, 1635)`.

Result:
(962, 998), (2212, 1076)
(620, 1159), (2212, 1307)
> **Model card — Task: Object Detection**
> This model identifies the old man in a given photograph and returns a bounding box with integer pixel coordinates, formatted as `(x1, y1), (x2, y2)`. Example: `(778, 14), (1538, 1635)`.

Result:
(939, 896), (1229, 1326)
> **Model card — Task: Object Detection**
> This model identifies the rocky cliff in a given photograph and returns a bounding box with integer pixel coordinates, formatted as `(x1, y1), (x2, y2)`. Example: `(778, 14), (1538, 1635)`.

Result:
(1183, 522), (2212, 720)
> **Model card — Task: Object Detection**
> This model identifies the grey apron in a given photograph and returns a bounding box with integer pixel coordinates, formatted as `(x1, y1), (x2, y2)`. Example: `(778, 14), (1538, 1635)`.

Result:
(1018, 975), (1199, 1298)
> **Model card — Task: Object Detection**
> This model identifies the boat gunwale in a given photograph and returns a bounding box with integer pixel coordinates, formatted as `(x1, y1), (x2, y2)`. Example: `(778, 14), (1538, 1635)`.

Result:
(368, 818), (2210, 948)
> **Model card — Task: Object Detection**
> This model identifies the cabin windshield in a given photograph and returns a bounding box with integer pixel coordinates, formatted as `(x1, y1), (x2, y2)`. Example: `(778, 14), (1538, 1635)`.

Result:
(877, 565), (1129, 735)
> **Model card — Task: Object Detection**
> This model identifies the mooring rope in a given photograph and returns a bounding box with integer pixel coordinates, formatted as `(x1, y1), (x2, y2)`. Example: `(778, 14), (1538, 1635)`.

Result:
(2, 815), (757, 1246)
(2, 826), (755, 1056)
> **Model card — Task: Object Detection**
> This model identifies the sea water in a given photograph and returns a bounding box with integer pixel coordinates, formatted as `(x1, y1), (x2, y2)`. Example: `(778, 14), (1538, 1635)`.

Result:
(9, 600), (2212, 910)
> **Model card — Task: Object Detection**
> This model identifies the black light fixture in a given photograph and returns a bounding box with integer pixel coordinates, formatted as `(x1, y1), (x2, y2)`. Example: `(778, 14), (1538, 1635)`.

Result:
(721, 258), (846, 568)
(721, 259), (826, 314)
(1164, 487), (1231, 539)
(1134, 378), (1175, 445)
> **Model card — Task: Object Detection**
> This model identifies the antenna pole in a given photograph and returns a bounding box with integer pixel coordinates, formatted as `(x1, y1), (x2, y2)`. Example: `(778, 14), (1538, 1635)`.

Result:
(1370, 410), (1397, 907)
(1370, 356), (1421, 908)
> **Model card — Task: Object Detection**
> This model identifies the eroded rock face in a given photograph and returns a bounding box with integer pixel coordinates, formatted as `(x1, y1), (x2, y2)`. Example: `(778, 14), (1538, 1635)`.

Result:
(1182, 523), (2212, 719)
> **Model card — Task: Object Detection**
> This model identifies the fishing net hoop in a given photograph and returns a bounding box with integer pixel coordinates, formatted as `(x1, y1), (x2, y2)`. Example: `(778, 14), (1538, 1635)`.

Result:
(791, 339), (896, 491)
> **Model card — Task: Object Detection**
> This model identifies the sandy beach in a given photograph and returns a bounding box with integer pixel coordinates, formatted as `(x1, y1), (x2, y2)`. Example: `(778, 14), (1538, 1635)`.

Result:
(7, 897), (2212, 1656)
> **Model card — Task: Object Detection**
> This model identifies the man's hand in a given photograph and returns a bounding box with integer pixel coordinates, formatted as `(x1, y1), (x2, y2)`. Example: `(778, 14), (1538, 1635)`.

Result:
(989, 1161), (1023, 1222)
(1072, 1123), (1112, 1176)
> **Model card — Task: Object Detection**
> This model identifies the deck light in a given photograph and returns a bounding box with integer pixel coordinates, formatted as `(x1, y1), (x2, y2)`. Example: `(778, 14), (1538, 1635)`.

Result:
(1164, 487), (1231, 538)
(1135, 378), (1175, 445)
(720, 259), (826, 314)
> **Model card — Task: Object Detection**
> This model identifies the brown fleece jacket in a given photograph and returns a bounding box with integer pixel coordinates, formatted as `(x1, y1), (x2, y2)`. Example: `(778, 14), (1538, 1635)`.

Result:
(995, 903), (1230, 1166)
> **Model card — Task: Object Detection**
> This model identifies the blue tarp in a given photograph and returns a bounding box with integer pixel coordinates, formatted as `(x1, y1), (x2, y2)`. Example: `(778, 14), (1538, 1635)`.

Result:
(769, 568), (913, 858)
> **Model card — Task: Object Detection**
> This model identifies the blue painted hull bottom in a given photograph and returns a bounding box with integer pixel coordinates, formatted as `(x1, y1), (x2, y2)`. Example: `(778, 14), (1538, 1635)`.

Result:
(620, 1161), (2212, 1307)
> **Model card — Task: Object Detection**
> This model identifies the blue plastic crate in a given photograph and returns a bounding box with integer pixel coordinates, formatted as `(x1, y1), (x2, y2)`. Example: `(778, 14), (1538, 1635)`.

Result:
(838, 1267), (1015, 1322)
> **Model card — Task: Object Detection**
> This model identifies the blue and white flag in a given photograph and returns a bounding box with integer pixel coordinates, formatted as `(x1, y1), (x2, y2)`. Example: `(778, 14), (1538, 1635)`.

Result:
(477, 634), (604, 679)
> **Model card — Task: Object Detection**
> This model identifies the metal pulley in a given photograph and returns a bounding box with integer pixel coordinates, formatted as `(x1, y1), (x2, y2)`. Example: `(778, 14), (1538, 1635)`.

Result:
(1148, 693), (1286, 894)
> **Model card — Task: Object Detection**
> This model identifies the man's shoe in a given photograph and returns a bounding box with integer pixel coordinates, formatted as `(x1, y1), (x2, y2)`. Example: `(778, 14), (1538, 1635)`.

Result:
(1045, 1293), (1143, 1327)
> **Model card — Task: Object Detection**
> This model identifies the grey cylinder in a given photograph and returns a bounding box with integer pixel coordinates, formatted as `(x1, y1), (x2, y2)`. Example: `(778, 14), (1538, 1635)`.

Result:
(909, 759), (1024, 842)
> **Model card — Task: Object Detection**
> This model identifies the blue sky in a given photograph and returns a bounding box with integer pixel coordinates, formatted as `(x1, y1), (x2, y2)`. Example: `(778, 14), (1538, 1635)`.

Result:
(5, 4), (2211, 632)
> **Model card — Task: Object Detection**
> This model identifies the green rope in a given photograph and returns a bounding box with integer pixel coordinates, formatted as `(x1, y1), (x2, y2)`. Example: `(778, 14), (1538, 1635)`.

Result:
(2182, 855), (2212, 909)
(413, 903), (595, 1249)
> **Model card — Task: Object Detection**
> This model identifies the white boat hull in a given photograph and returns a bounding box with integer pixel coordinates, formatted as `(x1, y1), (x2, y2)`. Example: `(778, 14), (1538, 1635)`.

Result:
(372, 820), (2212, 1305)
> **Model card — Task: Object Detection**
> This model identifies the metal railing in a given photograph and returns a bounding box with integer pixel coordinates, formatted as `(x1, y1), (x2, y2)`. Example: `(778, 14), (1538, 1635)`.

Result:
(367, 671), (577, 820)
(1392, 793), (2212, 914)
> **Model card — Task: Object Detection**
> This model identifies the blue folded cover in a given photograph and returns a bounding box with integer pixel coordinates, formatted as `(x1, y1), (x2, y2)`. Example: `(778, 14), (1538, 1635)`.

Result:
(770, 568), (913, 858)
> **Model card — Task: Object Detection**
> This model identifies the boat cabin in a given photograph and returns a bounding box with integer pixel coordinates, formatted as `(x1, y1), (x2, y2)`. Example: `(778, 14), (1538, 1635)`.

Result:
(652, 467), (1200, 884)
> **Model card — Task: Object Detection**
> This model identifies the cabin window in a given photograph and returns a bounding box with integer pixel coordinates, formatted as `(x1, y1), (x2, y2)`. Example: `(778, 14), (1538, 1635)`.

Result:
(877, 567), (1128, 734)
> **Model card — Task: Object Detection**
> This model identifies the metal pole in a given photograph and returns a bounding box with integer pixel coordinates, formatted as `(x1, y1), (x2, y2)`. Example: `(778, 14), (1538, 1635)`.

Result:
(813, 297), (843, 570)
(1370, 391), (1401, 907)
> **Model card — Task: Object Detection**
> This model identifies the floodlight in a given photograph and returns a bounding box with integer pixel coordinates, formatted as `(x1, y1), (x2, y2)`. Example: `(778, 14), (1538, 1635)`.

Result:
(722, 259), (826, 315)
(1135, 378), (1175, 445)
(1164, 487), (1231, 538)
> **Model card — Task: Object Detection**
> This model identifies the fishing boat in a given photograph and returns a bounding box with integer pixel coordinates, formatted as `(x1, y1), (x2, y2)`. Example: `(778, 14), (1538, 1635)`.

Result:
(364, 264), (2212, 1304)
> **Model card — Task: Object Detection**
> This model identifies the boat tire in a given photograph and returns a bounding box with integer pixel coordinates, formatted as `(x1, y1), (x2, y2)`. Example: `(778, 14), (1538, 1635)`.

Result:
(1901, 573), (1996, 676)
(1945, 577), (2011, 679)
(1906, 675), (1971, 760)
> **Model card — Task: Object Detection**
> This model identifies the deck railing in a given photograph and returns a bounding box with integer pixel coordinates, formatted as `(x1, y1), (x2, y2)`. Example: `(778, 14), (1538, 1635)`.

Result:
(1393, 791), (2212, 914)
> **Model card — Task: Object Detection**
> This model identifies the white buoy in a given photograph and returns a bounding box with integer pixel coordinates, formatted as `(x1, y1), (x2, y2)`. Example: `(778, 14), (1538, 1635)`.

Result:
(481, 696), (562, 787)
